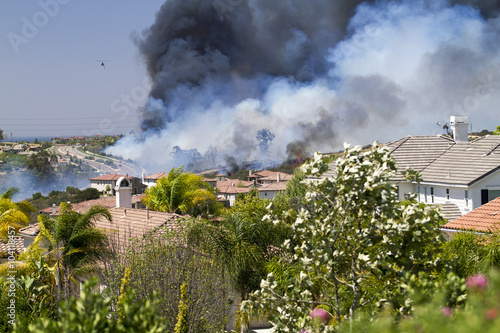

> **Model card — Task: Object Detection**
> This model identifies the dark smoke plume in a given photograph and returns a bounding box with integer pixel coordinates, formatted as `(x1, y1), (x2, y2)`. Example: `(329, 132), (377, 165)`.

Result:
(107, 0), (500, 172)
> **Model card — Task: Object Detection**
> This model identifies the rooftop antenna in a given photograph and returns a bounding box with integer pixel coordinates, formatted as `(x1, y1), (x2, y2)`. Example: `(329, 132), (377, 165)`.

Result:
(437, 121), (450, 136)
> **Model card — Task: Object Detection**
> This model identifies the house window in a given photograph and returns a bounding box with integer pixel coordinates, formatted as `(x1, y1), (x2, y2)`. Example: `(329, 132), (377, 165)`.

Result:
(430, 187), (434, 203)
(465, 190), (469, 207)
(446, 189), (450, 200)
(489, 190), (500, 202)
(424, 187), (428, 203)
(417, 186), (421, 201)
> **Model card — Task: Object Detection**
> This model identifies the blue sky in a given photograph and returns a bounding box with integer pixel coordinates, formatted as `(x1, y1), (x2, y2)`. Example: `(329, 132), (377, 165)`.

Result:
(0, 0), (165, 140)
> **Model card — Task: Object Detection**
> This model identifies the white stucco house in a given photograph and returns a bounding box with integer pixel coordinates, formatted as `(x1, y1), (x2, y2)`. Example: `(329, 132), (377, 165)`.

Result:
(90, 174), (146, 195)
(142, 172), (170, 188)
(387, 116), (500, 220)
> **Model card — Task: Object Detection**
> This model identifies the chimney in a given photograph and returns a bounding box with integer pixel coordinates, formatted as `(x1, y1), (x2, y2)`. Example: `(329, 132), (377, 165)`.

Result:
(277, 173), (280, 182)
(450, 115), (469, 142)
(52, 204), (56, 215)
(115, 177), (132, 208)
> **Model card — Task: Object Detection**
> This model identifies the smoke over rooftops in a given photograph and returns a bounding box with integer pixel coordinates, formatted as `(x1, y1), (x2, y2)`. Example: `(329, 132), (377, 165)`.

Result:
(107, 0), (500, 173)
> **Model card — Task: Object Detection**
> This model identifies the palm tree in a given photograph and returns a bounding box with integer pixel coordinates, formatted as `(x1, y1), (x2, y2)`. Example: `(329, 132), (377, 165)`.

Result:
(0, 187), (35, 239)
(36, 202), (111, 300)
(143, 167), (217, 215)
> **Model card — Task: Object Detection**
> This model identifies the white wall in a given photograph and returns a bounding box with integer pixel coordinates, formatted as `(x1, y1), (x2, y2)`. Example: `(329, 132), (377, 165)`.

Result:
(90, 180), (115, 193)
(415, 184), (471, 214)
(143, 179), (157, 188)
(470, 171), (500, 208)
(259, 190), (279, 200)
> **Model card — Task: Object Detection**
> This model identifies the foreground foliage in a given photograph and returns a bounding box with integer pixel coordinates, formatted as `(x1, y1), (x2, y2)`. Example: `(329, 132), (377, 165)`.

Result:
(0, 188), (35, 239)
(338, 270), (500, 333)
(14, 278), (165, 333)
(100, 220), (231, 333)
(243, 144), (456, 332)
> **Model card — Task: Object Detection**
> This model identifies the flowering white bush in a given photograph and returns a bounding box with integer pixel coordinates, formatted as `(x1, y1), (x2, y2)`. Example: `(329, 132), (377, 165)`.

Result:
(243, 143), (449, 332)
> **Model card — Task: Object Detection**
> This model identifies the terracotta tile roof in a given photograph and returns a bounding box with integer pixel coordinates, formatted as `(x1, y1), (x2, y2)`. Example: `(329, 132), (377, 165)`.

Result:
(216, 180), (253, 188)
(96, 208), (185, 250)
(217, 186), (252, 195)
(39, 195), (145, 216)
(144, 172), (169, 180)
(259, 182), (287, 191)
(249, 170), (288, 179)
(442, 196), (500, 232)
(90, 174), (139, 181)
(0, 237), (24, 258)
(20, 208), (185, 253)
(18, 224), (40, 237)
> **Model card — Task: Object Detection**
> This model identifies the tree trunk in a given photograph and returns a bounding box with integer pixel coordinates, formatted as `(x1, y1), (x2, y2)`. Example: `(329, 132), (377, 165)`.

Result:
(240, 288), (249, 333)
(56, 261), (62, 302)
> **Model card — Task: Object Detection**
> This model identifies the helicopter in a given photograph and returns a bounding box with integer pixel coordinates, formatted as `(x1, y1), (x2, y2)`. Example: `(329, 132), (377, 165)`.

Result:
(94, 60), (110, 69)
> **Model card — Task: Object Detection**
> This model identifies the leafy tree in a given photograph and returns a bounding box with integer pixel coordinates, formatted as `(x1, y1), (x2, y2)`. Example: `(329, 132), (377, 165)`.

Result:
(143, 167), (217, 215)
(99, 220), (231, 333)
(444, 231), (500, 278)
(31, 192), (43, 201)
(494, 125), (500, 135)
(0, 187), (36, 239)
(36, 203), (111, 301)
(25, 151), (55, 185)
(73, 188), (100, 202)
(211, 191), (290, 333)
(243, 144), (452, 332)
(15, 278), (166, 333)
(0, 129), (3, 141)
(337, 270), (500, 333)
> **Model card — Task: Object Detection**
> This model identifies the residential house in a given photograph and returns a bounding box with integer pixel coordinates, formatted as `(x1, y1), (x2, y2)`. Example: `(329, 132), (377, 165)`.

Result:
(258, 182), (287, 200)
(211, 171), (291, 206)
(248, 170), (292, 185)
(12, 144), (25, 154)
(142, 172), (169, 188)
(39, 194), (146, 218)
(0, 146), (14, 154)
(216, 182), (253, 207)
(27, 144), (42, 152)
(90, 174), (146, 195)
(20, 177), (180, 252)
(385, 116), (500, 219)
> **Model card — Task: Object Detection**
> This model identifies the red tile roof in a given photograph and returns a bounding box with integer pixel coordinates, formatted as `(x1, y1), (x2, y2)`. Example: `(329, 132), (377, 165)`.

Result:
(144, 172), (169, 180)
(248, 170), (292, 181)
(20, 208), (185, 253)
(259, 182), (287, 191)
(90, 174), (128, 181)
(442, 197), (500, 232)
(39, 195), (145, 216)
(0, 237), (24, 258)
(217, 186), (253, 194)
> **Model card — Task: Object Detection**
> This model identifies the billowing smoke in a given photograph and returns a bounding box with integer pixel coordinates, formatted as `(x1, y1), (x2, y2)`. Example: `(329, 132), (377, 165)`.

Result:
(107, 0), (500, 172)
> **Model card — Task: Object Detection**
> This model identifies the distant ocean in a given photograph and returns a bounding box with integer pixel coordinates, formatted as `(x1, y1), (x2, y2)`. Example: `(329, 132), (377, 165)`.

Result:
(7, 136), (54, 143)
